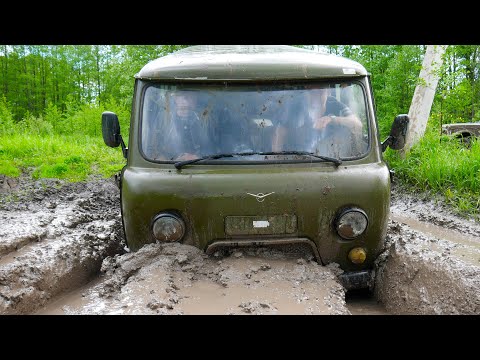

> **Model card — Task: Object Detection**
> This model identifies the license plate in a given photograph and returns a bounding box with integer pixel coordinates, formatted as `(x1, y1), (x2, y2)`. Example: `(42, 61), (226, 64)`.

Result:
(225, 215), (297, 235)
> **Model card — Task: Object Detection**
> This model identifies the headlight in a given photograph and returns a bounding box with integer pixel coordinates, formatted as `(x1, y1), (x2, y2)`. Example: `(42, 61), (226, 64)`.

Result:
(152, 213), (185, 242)
(335, 208), (368, 239)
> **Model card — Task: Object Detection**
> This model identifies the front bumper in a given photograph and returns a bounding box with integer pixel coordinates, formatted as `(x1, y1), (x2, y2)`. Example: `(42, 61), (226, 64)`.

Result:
(206, 237), (322, 262)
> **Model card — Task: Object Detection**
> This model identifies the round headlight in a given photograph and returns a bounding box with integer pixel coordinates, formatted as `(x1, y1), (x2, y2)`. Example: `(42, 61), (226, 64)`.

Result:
(335, 208), (368, 239)
(152, 213), (185, 242)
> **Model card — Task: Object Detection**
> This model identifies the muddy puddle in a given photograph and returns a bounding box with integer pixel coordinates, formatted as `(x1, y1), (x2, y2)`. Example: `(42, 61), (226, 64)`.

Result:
(390, 211), (480, 266)
(2, 177), (480, 315)
(345, 290), (388, 315)
(373, 190), (480, 314)
(0, 178), (125, 314)
(36, 245), (350, 315)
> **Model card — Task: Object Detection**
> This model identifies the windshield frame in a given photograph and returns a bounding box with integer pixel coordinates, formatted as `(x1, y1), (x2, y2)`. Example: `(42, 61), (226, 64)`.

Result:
(138, 79), (373, 165)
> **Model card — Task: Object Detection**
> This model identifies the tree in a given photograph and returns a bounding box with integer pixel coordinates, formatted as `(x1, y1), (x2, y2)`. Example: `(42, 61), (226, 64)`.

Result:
(400, 45), (448, 156)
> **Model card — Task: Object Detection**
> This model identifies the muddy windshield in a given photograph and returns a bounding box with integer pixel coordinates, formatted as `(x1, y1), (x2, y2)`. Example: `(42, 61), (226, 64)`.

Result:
(141, 82), (369, 163)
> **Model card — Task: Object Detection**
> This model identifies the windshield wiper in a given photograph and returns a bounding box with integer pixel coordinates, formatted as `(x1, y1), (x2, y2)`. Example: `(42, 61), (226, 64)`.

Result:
(174, 151), (342, 169)
(267, 151), (342, 166)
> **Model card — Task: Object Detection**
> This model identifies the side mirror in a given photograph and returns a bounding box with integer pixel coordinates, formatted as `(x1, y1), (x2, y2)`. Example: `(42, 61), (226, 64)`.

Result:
(102, 111), (121, 148)
(102, 111), (128, 158)
(381, 114), (409, 152)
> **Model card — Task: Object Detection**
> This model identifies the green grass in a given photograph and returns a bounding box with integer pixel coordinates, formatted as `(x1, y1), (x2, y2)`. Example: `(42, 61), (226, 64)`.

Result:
(0, 134), (126, 182)
(385, 130), (480, 218)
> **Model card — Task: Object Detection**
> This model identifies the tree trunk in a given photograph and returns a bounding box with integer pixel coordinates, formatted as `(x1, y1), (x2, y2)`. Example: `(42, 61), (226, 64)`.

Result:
(399, 45), (448, 156)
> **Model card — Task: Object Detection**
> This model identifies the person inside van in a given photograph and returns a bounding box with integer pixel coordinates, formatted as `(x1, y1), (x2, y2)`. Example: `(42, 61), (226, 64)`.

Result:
(271, 87), (363, 157)
(157, 91), (213, 161)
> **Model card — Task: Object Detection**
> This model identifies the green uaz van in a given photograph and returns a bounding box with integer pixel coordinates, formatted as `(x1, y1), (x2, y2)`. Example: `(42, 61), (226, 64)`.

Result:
(102, 45), (409, 290)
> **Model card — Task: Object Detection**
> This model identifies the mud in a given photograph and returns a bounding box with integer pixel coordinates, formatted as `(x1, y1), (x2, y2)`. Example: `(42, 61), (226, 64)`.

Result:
(1, 176), (480, 315)
(36, 244), (348, 315)
(345, 290), (388, 315)
(373, 185), (480, 314)
(0, 176), (125, 314)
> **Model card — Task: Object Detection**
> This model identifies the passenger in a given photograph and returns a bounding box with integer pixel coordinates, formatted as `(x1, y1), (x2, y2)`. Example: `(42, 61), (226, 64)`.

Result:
(272, 87), (363, 157)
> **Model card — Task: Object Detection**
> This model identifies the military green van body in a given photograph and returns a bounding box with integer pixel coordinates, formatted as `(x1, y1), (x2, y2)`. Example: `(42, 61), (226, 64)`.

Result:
(103, 45), (406, 289)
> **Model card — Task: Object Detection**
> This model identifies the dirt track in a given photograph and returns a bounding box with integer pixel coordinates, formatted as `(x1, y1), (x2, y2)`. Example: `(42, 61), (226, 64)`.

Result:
(1, 175), (479, 315)
(376, 186), (480, 314)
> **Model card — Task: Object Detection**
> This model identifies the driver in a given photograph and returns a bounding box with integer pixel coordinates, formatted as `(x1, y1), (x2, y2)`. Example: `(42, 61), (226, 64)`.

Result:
(160, 91), (212, 161)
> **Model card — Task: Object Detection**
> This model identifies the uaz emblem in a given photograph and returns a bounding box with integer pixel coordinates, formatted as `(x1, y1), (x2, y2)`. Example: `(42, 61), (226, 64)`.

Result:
(246, 192), (275, 202)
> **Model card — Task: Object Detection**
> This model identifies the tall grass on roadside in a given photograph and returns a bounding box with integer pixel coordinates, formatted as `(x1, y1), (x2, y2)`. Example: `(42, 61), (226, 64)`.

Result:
(0, 134), (126, 181)
(385, 129), (480, 217)
(0, 96), (129, 181)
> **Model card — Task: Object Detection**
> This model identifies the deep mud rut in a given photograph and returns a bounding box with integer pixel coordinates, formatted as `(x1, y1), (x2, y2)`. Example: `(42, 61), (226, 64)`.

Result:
(1, 175), (479, 315)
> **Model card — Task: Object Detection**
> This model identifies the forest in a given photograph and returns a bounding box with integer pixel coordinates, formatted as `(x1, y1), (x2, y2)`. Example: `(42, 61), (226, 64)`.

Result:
(1, 45), (480, 216)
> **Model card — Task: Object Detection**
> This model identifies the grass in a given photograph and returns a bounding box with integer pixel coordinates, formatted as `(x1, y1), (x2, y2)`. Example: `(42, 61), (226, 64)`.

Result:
(0, 134), (126, 182)
(385, 129), (480, 218)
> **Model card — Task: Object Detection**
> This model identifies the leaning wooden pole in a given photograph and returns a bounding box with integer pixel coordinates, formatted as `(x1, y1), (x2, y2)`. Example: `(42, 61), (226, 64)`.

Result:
(399, 45), (448, 157)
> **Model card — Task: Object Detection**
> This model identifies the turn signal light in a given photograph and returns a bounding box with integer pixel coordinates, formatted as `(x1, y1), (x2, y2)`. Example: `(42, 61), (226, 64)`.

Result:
(348, 247), (367, 264)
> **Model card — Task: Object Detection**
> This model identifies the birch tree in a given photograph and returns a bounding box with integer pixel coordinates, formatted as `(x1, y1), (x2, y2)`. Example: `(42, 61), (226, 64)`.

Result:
(400, 45), (448, 156)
